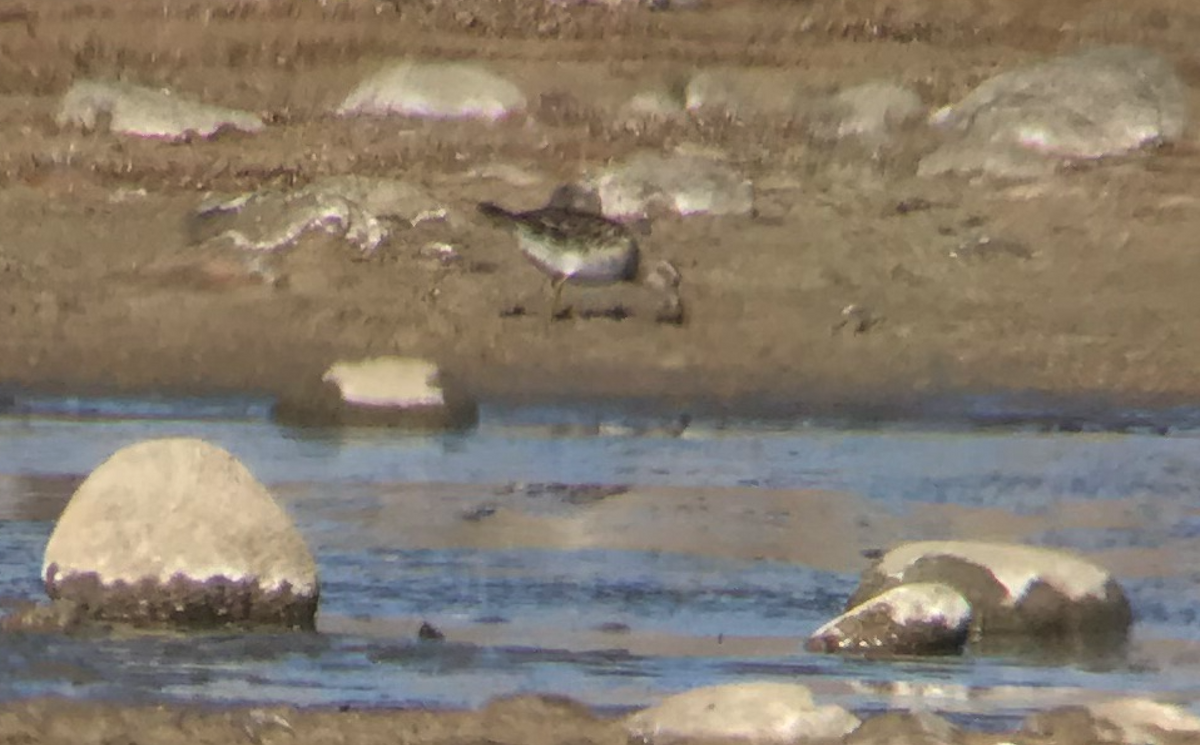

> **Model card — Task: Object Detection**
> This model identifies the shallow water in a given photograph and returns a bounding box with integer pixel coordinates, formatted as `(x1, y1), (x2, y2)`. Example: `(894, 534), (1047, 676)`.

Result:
(1, 396), (1199, 726)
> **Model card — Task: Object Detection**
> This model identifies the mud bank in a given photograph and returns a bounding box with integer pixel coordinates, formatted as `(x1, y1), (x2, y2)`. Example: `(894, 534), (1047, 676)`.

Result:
(2, 0), (1200, 410)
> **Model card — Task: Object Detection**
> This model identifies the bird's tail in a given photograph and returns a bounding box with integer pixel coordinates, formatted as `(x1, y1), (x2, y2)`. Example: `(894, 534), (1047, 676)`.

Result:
(477, 201), (517, 224)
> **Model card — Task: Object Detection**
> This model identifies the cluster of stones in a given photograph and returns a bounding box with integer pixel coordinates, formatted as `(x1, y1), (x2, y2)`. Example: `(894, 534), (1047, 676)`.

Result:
(50, 48), (1186, 336)
(57, 45), (1185, 180)
(622, 533), (1167, 744)
(51, 51), (1186, 433)
(805, 540), (1132, 657)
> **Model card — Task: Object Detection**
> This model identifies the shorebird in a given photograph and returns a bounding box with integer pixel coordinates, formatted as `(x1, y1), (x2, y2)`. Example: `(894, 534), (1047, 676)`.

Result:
(478, 184), (641, 319)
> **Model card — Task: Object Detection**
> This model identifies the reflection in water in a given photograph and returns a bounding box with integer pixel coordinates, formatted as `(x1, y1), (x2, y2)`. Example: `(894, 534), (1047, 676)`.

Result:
(1, 400), (1200, 722)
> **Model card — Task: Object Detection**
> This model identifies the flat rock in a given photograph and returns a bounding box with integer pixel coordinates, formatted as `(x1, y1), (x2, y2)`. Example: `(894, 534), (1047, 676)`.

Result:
(591, 151), (755, 220)
(190, 175), (443, 254)
(848, 541), (1131, 639)
(42, 438), (318, 629)
(274, 356), (479, 430)
(920, 46), (1186, 178)
(57, 79), (264, 140)
(624, 682), (860, 744)
(336, 61), (526, 121)
(806, 582), (971, 655)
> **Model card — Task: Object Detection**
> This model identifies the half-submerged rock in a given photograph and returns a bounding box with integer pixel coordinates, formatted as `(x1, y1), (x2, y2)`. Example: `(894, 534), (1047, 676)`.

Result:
(57, 79), (264, 140)
(274, 356), (478, 430)
(848, 541), (1131, 641)
(625, 682), (860, 744)
(806, 582), (971, 655)
(41, 438), (318, 630)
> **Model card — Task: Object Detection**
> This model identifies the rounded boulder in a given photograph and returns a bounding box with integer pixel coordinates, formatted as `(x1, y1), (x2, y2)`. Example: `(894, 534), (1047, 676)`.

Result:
(42, 438), (318, 629)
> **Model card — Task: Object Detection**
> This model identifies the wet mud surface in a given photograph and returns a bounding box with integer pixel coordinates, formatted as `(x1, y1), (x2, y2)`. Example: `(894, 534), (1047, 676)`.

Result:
(2, 0), (1200, 411)
(6, 418), (1200, 738)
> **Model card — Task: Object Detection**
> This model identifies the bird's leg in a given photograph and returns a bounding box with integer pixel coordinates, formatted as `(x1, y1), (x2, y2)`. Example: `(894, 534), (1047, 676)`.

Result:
(645, 259), (685, 325)
(655, 288), (686, 325)
(548, 276), (570, 321)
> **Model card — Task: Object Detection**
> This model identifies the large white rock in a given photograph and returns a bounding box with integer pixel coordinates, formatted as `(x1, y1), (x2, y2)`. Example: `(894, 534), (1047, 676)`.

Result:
(57, 79), (264, 140)
(592, 151), (754, 220)
(625, 682), (860, 744)
(807, 582), (971, 655)
(274, 356), (478, 430)
(848, 541), (1131, 638)
(920, 46), (1186, 178)
(42, 438), (318, 628)
(336, 61), (526, 121)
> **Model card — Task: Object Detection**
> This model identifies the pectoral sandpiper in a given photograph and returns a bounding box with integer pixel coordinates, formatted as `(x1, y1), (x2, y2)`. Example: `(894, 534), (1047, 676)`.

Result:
(478, 184), (641, 319)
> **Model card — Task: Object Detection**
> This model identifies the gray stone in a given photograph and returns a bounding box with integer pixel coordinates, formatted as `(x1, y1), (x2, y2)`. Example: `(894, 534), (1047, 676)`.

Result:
(624, 682), (860, 744)
(807, 582), (971, 655)
(920, 46), (1186, 178)
(274, 356), (478, 430)
(683, 69), (803, 118)
(810, 81), (925, 143)
(848, 541), (1131, 640)
(684, 70), (746, 117)
(336, 61), (526, 121)
(592, 151), (754, 220)
(618, 89), (687, 129)
(42, 438), (318, 629)
(57, 79), (264, 140)
(191, 175), (443, 254)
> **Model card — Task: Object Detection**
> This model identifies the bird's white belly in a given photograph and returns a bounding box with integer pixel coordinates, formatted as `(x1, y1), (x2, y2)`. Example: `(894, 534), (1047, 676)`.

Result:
(517, 234), (633, 283)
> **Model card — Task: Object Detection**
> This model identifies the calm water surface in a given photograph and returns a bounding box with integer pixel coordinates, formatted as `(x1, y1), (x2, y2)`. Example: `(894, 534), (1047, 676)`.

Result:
(1, 395), (1199, 727)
